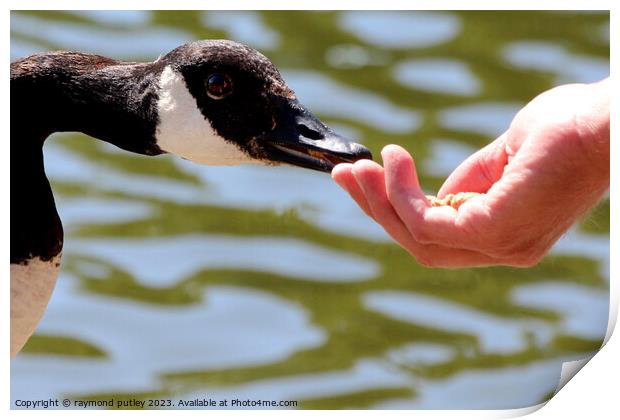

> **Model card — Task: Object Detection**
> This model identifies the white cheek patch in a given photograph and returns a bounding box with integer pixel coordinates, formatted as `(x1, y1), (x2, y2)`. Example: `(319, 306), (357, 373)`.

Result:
(155, 65), (261, 166)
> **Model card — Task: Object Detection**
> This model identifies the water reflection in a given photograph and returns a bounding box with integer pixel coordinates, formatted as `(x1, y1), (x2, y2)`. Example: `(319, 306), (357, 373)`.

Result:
(387, 342), (456, 365)
(283, 70), (422, 133)
(12, 276), (325, 397)
(59, 198), (154, 229)
(364, 291), (553, 353)
(11, 10), (609, 410)
(504, 41), (610, 84)
(177, 359), (413, 409)
(394, 58), (481, 96)
(10, 13), (192, 59)
(201, 11), (280, 50)
(550, 228), (610, 280)
(439, 102), (523, 137)
(512, 282), (609, 339)
(325, 44), (388, 69)
(375, 358), (566, 409)
(10, 38), (46, 60)
(70, 10), (151, 26)
(45, 143), (209, 204)
(65, 235), (380, 286)
(422, 139), (477, 177)
(339, 11), (461, 48)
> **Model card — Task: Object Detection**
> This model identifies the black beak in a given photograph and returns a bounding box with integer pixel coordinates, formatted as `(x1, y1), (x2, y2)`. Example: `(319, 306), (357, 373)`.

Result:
(258, 98), (372, 173)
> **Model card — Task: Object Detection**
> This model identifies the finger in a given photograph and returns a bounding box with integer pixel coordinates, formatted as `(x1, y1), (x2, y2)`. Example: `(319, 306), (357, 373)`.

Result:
(438, 134), (509, 197)
(351, 159), (415, 246)
(382, 144), (489, 250)
(332, 163), (373, 217)
(381, 143), (429, 202)
(381, 144), (448, 243)
(350, 158), (503, 267)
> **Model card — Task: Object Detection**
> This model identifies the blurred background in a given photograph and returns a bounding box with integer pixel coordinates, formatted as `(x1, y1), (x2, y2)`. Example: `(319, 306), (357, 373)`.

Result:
(10, 10), (609, 409)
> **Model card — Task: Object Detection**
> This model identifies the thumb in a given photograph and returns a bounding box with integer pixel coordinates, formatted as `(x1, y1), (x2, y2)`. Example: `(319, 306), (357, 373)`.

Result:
(438, 133), (509, 197)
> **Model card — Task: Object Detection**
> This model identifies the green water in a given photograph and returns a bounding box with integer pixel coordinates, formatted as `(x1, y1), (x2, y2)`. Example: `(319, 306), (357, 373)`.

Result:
(11, 10), (609, 409)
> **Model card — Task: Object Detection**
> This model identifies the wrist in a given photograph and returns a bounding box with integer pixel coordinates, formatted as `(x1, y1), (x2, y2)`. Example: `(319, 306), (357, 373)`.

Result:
(576, 79), (610, 186)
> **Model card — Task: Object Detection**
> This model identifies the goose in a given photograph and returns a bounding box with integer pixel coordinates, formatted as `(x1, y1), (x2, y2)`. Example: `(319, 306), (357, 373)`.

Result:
(10, 40), (372, 358)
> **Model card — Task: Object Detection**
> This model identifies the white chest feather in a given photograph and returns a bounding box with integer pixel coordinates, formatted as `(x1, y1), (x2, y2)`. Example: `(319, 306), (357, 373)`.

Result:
(155, 66), (258, 166)
(10, 255), (62, 357)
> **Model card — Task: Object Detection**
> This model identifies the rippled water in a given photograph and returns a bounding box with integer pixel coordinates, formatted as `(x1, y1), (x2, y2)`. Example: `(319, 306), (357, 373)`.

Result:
(10, 10), (610, 409)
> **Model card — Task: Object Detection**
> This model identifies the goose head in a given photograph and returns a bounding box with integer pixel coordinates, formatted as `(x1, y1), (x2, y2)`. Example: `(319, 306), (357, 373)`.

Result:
(153, 40), (372, 172)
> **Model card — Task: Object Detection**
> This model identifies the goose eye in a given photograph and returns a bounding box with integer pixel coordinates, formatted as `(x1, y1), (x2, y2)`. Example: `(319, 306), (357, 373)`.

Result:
(206, 73), (233, 100)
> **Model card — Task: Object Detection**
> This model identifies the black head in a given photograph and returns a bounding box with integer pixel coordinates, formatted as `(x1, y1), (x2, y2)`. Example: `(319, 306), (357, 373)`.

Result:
(153, 40), (372, 172)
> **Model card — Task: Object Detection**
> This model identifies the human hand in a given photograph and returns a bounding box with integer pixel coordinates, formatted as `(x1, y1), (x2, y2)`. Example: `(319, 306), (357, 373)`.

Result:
(332, 79), (610, 268)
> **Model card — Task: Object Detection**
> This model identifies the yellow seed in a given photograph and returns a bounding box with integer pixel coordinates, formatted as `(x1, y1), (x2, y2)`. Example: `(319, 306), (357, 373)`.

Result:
(426, 192), (481, 210)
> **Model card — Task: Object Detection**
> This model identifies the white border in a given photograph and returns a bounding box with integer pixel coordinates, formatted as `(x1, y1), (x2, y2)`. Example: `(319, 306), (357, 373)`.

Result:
(3, 2), (616, 419)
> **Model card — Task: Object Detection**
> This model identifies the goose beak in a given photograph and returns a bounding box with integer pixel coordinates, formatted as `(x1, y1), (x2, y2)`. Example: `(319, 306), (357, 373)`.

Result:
(259, 98), (372, 172)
